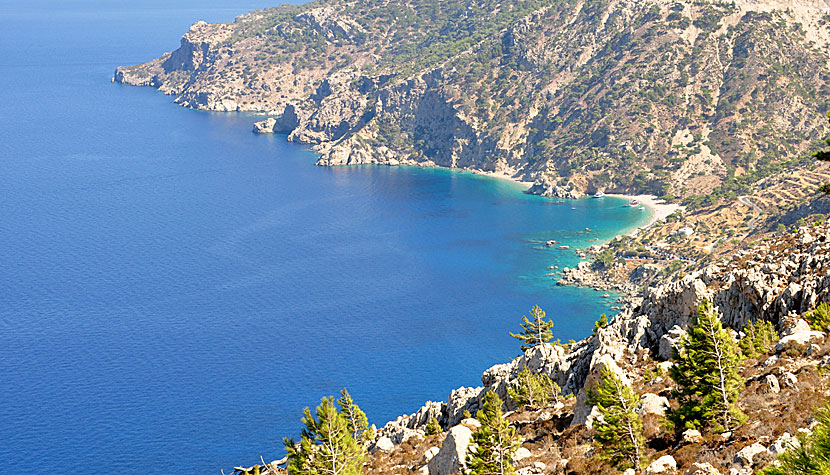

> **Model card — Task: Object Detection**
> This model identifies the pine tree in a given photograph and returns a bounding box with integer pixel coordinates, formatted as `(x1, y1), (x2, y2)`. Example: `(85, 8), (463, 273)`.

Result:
(337, 388), (370, 444)
(815, 113), (830, 193)
(510, 305), (554, 351)
(669, 301), (746, 433)
(738, 319), (778, 358)
(593, 313), (610, 336)
(284, 396), (365, 475)
(507, 366), (560, 409)
(806, 302), (830, 332)
(466, 391), (522, 475)
(588, 364), (645, 470)
(425, 417), (442, 436)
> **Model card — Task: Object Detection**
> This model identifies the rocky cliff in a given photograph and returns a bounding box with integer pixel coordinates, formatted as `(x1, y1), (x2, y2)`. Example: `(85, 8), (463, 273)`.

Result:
(115, 0), (830, 198)
(355, 222), (830, 475)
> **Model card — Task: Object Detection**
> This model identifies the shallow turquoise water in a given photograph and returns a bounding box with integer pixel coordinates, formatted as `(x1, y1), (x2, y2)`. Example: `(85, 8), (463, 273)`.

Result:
(0, 2), (650, 473)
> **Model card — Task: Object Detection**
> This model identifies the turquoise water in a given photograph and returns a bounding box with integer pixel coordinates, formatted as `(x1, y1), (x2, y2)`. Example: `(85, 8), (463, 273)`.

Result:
(0, 2), (650, 474)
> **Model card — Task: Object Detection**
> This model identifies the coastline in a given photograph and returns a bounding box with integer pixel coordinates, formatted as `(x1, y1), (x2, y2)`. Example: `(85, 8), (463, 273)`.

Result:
(466, 167), (683, 236)
(605, 193), (683, 236)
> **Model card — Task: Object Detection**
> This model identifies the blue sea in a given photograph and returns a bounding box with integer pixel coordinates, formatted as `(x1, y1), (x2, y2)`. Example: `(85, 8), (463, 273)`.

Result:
(0, 2), (650, 473)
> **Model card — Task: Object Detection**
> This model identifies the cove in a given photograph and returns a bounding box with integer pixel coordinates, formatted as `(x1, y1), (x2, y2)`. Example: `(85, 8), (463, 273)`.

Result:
(0, 1), (650, 474)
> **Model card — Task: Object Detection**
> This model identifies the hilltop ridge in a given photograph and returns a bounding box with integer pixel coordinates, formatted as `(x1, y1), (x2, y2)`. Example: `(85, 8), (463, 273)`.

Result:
(116, 0), (830, 202)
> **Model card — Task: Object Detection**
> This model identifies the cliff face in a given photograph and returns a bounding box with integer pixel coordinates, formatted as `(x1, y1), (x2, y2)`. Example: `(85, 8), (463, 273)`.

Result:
(115, 0), (830, 197)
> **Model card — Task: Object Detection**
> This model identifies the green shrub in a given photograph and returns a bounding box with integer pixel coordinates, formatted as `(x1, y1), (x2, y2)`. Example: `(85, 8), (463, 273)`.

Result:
(593, 314), (610, 336)
(739, 319), (779, 357)
(806, 302), (830, 332)
(508, 366), (560, 409)
(425, 417), (441, 436)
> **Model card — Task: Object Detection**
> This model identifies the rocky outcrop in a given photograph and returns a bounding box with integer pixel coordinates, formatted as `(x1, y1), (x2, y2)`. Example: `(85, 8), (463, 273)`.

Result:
(427, 425), (473, 475)
(526, 174), (582, 199)
(378, 224), (830, 444)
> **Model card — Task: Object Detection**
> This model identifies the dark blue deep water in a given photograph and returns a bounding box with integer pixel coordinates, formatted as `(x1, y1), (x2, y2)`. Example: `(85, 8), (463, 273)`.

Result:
(0, 2), (650, 473)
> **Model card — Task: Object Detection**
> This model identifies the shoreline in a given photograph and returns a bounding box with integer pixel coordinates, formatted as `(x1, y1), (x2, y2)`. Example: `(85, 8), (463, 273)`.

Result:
(465, 167), (683, 236)
(605, 194), (684, 236)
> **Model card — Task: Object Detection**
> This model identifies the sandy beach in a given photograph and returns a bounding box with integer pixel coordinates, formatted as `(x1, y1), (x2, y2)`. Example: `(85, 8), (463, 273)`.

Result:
(605, 194), (684, 235)
(451, 167), (684, 236)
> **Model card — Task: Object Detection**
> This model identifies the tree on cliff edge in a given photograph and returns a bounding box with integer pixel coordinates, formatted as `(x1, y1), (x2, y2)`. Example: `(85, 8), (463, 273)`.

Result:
(337, 388), (370, 444)
(284, 395), (365, 475)
(816, 112), (830, 194)
(466, 391), (521, 475)
(669, 301), (746, 433)
(510, 305), (554, 351)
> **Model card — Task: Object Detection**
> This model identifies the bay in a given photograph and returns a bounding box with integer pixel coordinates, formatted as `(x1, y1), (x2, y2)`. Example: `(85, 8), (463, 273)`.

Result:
(0, 2), (650, 473)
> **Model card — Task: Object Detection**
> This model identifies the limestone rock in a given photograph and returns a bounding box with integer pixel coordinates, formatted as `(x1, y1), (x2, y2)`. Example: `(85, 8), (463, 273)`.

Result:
(252, 117), (276, 134)
(781, 372), (798, 388)
(769, 432), (799, 456)
(682, 429), (704, 444)
(446, 387), (483, 427)
(684, 462), (721, 475)
(776, 330), (825, 352)
(646, 455), (677, 474)
(763, 374), (780, 394)
(514, 447), (532, 461)
(733, 443), (767, 467)
(373, 436), (394, 452)
(659, 325), (687, 360)
(428, 425), (473, 475)
(639, 393), (669, 416)
(422, 446), (440, 464)
(526, 173), (581, 199)
(460, 418), (481, 430)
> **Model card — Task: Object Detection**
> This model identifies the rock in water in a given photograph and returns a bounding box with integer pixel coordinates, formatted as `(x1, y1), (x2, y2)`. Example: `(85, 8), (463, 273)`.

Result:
(252, 117), (276, 134)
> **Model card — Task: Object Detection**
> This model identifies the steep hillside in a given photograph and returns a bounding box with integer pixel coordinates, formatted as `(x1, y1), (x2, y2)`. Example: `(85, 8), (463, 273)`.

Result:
(115, 0), (830, 199)
(238, 222), (830, 475)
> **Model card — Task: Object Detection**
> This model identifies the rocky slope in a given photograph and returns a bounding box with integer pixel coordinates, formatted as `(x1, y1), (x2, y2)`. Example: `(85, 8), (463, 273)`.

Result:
(236, 215), (830, 475)
(244, 221), (829, 475)
(115, 0), (830, 199)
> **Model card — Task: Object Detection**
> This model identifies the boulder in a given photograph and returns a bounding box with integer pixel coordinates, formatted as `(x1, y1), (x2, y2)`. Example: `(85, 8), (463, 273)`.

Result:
(733, 443), (767, 467)
(252, 117), (276, 133)
(763, 374), (780, 394)
(639, 393), (669, 416)
(422, 446), (440, 464)
(781, 372), (798, 388)
(460, 418), (481, 430)
(428, 425), (473, 475)
(514, 447), (532, 461)
(769, 433), (799, 456)
(684, 462), (721, 475)
(659, 326), (688, 360)
(646, 455), (677, 474)
(775, 330), (825, 352)
(373, 436), (394, 452)
(682, 429), (704, 444)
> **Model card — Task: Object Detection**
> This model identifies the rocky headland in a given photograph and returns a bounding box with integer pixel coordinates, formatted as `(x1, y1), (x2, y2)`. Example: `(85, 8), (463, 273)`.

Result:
(114, 0), (830, 201)
(239, 213), (830, 475)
